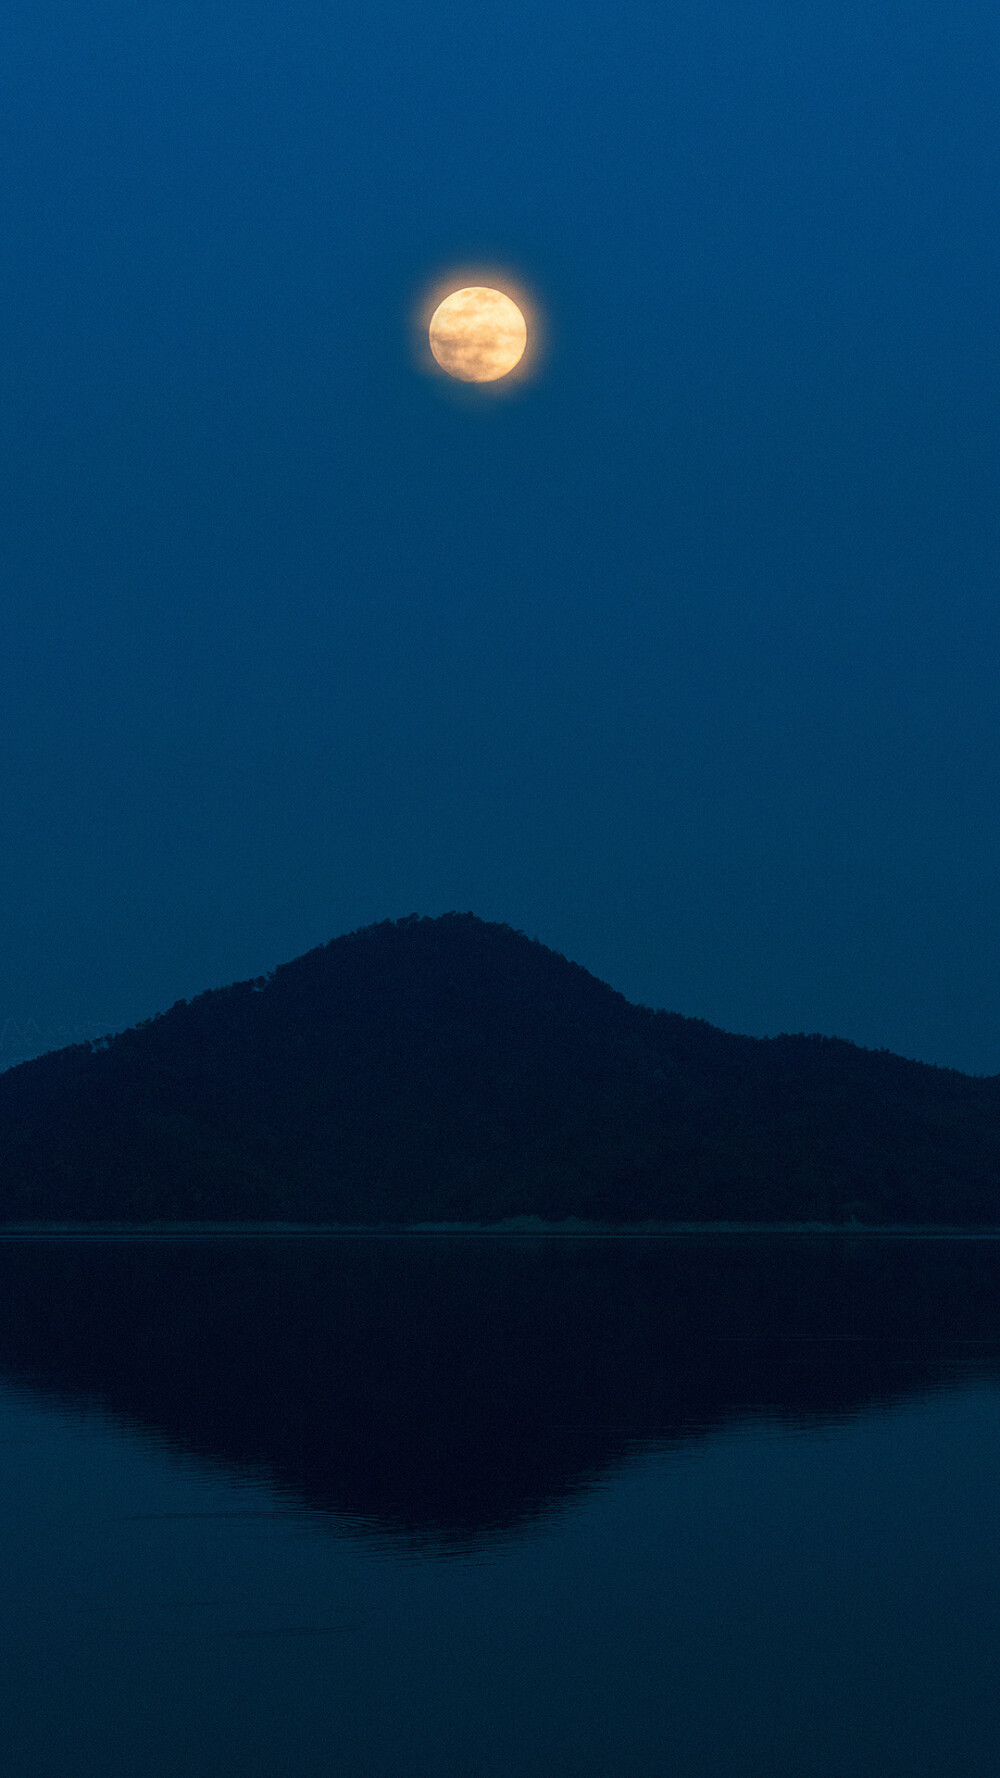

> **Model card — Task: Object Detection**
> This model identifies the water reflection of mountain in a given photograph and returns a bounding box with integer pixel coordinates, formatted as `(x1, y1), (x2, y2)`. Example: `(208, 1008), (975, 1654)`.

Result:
(0, 1236), (998, 1550)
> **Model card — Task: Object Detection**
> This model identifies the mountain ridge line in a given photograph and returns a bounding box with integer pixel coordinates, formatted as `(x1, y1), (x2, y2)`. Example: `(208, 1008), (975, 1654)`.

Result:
(2, 911), (998, 1226)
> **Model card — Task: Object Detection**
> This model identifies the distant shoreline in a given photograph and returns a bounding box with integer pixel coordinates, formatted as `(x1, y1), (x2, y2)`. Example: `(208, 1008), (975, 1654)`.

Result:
(2, 1220), (1000, 1240)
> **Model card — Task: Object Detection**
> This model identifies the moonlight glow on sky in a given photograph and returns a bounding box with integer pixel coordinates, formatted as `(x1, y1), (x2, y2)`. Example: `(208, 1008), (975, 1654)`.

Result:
(428, 287), (528, 382)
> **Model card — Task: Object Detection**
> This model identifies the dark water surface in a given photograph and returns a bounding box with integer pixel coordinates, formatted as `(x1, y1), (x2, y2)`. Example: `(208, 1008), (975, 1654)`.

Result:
(0, 1234), (998, 1776)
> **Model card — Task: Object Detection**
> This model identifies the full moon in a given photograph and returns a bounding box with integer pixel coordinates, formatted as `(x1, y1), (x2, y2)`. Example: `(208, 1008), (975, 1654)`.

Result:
(428, 287), (527, 383)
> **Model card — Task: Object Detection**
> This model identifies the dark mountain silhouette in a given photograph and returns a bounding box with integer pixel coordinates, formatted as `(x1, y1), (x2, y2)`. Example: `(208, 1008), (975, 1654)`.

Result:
(1, 911), (999, 1224)
(0, 1235), (997, 1549)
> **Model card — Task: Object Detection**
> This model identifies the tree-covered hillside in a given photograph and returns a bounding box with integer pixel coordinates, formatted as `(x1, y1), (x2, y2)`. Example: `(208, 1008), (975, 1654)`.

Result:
(1, 913), (998, 1224)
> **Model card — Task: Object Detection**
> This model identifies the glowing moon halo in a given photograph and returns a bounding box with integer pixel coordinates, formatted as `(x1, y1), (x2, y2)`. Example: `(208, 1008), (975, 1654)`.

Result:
(428, 287), (527, 383)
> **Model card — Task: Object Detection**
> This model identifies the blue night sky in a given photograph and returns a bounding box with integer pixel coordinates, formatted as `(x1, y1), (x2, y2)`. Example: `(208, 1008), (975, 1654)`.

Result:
(2, 0), (999, 1071)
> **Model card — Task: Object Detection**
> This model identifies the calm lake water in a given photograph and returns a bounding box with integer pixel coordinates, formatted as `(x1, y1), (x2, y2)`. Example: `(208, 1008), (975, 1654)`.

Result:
(0, 1234), (998, 1777)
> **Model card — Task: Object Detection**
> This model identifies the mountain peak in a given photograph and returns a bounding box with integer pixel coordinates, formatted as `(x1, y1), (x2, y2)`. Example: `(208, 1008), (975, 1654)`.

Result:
(1, 913), (998, 1226)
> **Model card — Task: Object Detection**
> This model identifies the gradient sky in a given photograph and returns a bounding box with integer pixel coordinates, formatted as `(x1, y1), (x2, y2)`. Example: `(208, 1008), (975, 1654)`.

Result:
(2, 0), (999, 1071)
